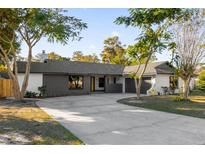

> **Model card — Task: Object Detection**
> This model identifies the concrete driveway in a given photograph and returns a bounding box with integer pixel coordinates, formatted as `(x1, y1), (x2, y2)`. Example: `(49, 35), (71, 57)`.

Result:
(37, 94), (205, 145)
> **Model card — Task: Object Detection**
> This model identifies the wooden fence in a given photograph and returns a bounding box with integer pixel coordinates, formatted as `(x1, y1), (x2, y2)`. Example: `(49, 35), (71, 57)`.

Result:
(0, 79), (13, 98)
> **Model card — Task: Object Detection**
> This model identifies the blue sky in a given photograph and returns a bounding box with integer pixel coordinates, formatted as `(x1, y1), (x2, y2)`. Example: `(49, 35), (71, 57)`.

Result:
(20, 8), (170, 61)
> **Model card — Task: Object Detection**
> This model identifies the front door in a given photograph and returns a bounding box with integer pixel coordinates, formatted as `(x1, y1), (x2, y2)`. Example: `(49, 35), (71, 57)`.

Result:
(90, 76), (95, 92)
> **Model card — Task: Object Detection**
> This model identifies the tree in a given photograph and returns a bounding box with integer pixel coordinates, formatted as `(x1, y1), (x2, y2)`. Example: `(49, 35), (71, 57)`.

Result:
(100, 36), (129, 65)
(197, 69), (205, 91)
(0, 9), (87, 100)
(126, 44), (157, 65)
(0, 64), (7, 72)
(34, 51), (70, 62)
(48, 52), (70, 61)
(0, 9), (23, 100)
(172, 10), (205, 99)
(72, 51), (100, 63)
(115, 8), (191, 99)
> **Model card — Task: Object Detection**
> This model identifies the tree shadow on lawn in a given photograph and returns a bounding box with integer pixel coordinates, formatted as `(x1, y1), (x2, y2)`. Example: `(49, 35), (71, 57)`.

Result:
(0, 100), (83, 145)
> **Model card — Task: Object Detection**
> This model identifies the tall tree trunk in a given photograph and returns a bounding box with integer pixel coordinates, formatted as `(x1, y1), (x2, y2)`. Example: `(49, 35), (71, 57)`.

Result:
(20, 46), (32, 97)
(135, 51), (153, 99)
(11, 77), (23, 100)
(135, 78), (142, 99)
(135, 79), (139, 99)
(182, 76), (191, 100)
(1, 52), (23, 100)
(13, 53), (23, 100)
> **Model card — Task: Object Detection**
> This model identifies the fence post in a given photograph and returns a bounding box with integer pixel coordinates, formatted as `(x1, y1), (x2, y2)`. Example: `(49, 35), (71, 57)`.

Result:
(0, 79), (2, 97)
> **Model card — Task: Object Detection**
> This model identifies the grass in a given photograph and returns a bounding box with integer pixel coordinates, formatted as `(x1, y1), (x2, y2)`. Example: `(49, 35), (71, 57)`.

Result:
(0, 100), (83, 145)
(118, 89), (205, 119)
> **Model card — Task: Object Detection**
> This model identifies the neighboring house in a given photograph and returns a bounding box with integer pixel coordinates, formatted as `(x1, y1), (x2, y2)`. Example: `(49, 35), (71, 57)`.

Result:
(16, 60), (194, 97)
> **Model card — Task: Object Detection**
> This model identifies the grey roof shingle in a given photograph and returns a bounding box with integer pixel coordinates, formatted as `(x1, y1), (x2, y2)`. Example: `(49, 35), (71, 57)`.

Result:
(17, 60), (124, 75)
(17, 60), (174, 76)
(123, 61), (174, 75)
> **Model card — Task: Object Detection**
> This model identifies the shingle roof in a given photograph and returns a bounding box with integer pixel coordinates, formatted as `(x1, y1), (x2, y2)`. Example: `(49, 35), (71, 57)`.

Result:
(17, 60), (124, 75)
(123, 61), (174, 75)
(17, 60), (174, 76)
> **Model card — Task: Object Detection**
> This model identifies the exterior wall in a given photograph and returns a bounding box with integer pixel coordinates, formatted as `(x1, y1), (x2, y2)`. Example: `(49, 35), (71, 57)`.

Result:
(154, 74), (196, 94)
(105, 84), (122, 93)
(107, 76), (115, 84)
(104, 76), (123, 93)
(116, 77), (125, 93)
(43, 74), (90, 97)
(18, 73), (43, 93)
(155, 74), (170, 94)
(94, 75), (105, 91)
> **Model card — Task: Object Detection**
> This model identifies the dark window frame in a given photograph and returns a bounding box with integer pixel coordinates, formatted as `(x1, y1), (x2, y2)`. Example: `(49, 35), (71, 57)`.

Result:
(68, 75), (84, 90)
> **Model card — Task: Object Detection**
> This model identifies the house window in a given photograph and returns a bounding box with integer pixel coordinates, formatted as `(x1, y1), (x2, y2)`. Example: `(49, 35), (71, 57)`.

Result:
(69, 75), (83, 89)
(99, 77), (105, 87)
(169, 76), (178, 89)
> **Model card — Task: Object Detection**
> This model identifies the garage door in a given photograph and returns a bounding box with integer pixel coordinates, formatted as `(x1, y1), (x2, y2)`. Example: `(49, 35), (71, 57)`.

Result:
(125, 77), (152, 94)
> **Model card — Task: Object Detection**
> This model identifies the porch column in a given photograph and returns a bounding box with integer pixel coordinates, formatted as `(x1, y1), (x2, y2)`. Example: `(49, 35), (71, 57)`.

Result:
(104, 75), (109, 93)
(122, 77), (125, 93)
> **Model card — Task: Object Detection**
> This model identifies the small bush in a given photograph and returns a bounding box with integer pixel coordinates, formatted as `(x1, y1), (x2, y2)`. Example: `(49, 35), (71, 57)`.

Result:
(173, 96), (185, 102)
(38, 86), (46, 97)
(197, 69), (205, 91)
(25, 91), (39, 98)
(147, 88), (158, 96)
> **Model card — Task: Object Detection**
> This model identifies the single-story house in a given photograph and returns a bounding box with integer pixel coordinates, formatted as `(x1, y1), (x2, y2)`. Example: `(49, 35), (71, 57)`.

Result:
(17, 60), (194, 97)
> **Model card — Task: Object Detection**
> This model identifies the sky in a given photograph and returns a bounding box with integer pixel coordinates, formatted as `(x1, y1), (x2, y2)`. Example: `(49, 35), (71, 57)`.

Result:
(20, 8), (171, 61)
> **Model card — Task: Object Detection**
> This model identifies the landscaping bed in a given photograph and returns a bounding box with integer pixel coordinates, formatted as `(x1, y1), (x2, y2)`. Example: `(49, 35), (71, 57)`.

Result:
(0, 99), (83, 145)
(117, 90), (205, 119)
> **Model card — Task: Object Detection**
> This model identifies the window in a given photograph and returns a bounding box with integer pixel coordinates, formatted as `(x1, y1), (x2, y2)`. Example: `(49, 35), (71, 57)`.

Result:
(69, 76), (83, 89)
(169, 76), (178, 89)
(99, 77), (105, 87)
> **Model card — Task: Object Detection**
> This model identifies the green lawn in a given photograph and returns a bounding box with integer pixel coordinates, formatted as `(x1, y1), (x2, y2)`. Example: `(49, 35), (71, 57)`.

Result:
(118, 89), (205, 119)
(0, 100), (83, 145)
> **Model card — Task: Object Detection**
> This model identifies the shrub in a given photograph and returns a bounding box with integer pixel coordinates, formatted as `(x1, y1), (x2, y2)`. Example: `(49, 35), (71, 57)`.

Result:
(24, 91), (39, 98)
(38, 86), (46, 97)
(197, 69), (205, 91)
(173, 96), (185, 102)
(147, 88), (158, 96)
(0, 64), (8, 72)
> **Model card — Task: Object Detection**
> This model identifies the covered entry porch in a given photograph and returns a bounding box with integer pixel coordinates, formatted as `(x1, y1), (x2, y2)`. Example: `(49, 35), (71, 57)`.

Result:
(90, 75), (123, 93)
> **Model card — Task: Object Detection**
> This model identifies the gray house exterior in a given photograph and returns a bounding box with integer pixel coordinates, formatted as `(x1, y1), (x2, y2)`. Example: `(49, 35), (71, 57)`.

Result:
(17, 60), (124, 97)
(17, 60), (190, 97)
